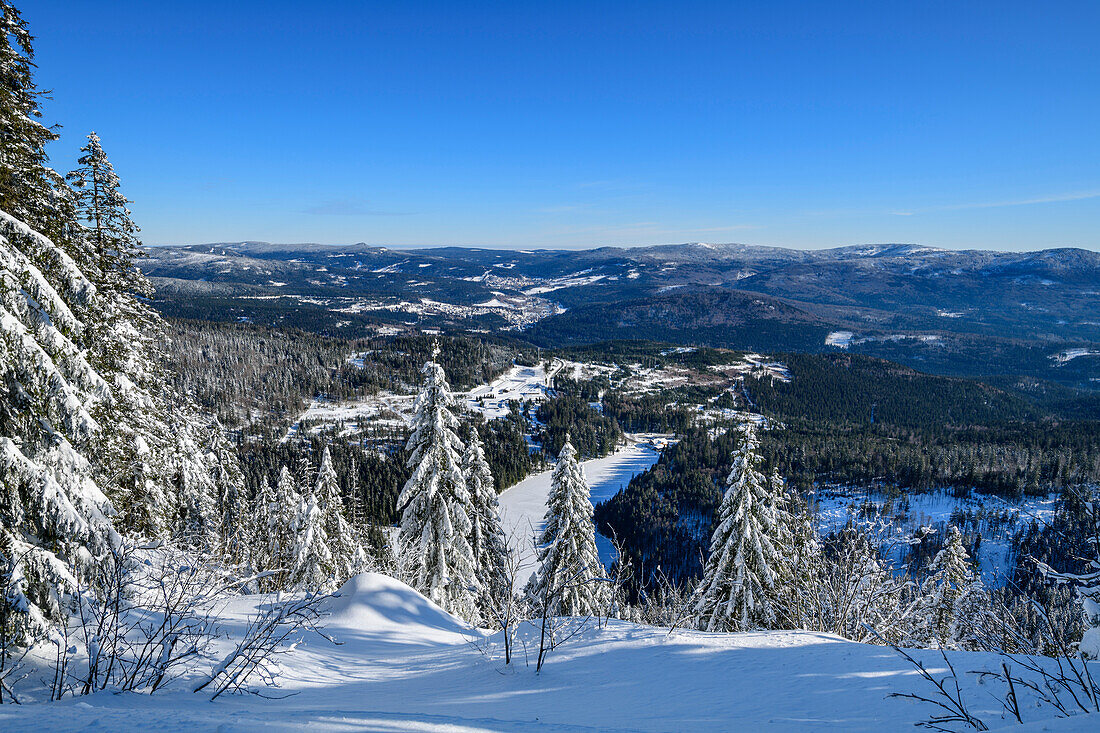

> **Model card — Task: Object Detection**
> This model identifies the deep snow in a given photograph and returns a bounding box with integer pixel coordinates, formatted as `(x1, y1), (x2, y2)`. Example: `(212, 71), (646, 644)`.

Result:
(3, 573), (1095, 732)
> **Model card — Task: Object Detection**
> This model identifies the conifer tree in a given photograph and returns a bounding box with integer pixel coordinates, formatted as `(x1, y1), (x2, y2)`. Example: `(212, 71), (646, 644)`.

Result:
(0, 2), (118, 636)
(770, 468), (821, 629)
(259, 467), (301, 591)
(65, 133), (177, 539)
(207, 418), (248, 566)
(251, 475), (275, 583)
(172, 417), (220, 555)
(65, 132), (143, 290)
(289, 486), (332, 591)
(1038, 497), (1100, 658)
(912, 526), (983, 649)
(115, 433), (170, 540)
(294, 451), (315, 495)
(463, 426), (509, 614)
(314, 447), (363, 585)
(0, 1), (68, 232)
(396, 346), (478, 620)
(526, 436), (610, 617)
(692, 422), (784, 632)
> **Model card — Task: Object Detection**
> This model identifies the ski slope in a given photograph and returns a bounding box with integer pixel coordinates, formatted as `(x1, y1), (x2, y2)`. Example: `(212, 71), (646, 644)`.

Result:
(463, 362), (552, 419)
(496, 438), (662, 582)
(4, 573), (1093, 732)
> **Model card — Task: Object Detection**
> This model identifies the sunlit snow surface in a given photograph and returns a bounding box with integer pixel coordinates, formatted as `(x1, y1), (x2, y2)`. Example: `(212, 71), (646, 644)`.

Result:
(3, 572), (1095, 732)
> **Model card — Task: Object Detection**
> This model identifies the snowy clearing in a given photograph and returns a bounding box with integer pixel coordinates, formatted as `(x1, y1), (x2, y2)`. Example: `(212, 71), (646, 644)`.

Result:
(825, 330), (855, 348)
(813, 487), (1059, 584)
(288, 362), (556, 438)
(1052, 347), (1100, 364)
(463, 363), (553, 419)
(3, 572), (1093, 733)
(497, 438), (663, 581)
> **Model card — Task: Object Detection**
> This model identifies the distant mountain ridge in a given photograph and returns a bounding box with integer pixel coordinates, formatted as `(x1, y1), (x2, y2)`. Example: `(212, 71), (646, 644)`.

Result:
(143, 240), (1100, 390)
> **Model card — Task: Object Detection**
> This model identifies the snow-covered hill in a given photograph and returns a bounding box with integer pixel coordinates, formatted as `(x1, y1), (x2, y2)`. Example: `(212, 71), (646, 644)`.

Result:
(2, 573), (1094, 732)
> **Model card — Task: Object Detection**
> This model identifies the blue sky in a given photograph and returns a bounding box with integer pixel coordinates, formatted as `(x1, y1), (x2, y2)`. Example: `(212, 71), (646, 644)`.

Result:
(28, 1), (1100, 250)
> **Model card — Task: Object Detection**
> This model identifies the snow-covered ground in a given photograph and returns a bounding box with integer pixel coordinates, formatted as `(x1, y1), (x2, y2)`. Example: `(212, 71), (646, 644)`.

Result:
(5, 572), (1093, 732)
(1052, 347), (1100, 364)
(463, 363), (552, 419)
(826, 331), (943, 349)
(497, 438), (663, 581)
(813, 487), (1059, 583)
(288, 362), (556, 438)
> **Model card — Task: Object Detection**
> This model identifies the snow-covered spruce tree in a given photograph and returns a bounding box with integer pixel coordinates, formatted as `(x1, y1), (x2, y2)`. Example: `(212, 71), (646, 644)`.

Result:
(0, 203), (117, 637)
(462, 426), (509, 615)
(769, 468), (821, 630)
(171, 415), (220, 555)
(692, 422), (785, 632)
(396, 347), (478, 621)
(65, 132), (176, 538)
(0, 3), (127, 635)
(910, 526), (985, 649)
(207, 418), (248, 566)
(65, 133), (144, 292)
(526, 436), (610, 618)
(816, 526), (916, 644)
(294, 451), (315, 495)
(289, 485), (333, 592)
(313, 447), (363, 585)
(0, 1), (69, 232)
(250, 475), (275, 584)
(257, 467), (300, 592)
(1036, 497), (1100, 658)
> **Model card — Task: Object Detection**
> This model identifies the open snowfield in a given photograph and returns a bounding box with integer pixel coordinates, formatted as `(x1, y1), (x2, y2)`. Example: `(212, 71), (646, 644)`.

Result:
(497, 438), (662, 581)
(3, 573), (1093, 733)
(289, 362), (556, 439)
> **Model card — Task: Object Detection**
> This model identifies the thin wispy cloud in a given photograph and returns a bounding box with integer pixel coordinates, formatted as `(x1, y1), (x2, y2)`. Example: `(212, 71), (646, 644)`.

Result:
(937, 189), (1100, 211)
(811, 190), (1100, 219)
(538, 221), (761, 242)
(301, 199), (414, 216)
(534, 204), (595, 214)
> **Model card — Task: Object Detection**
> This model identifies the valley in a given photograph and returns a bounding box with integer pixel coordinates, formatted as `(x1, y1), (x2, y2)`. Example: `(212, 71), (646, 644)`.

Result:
(3, 3), (1099, 730)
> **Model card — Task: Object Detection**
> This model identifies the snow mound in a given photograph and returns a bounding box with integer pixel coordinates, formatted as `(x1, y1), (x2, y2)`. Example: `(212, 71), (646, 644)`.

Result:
(324, 573), (475, 643)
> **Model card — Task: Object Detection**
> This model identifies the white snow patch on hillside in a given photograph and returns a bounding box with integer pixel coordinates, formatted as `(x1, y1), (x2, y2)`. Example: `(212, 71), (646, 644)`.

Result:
(290, 363), (557, 438)
(826, 331), (944, 349)
(372, 260), (408, 273)
(1052, 347), (1100, 363)
(464, 363), (552, 419)
(523, 273), (607, 295)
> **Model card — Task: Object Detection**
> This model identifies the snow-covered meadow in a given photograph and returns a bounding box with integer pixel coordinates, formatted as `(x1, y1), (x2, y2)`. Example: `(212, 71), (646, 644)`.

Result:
(2, 573), (1093, 733)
